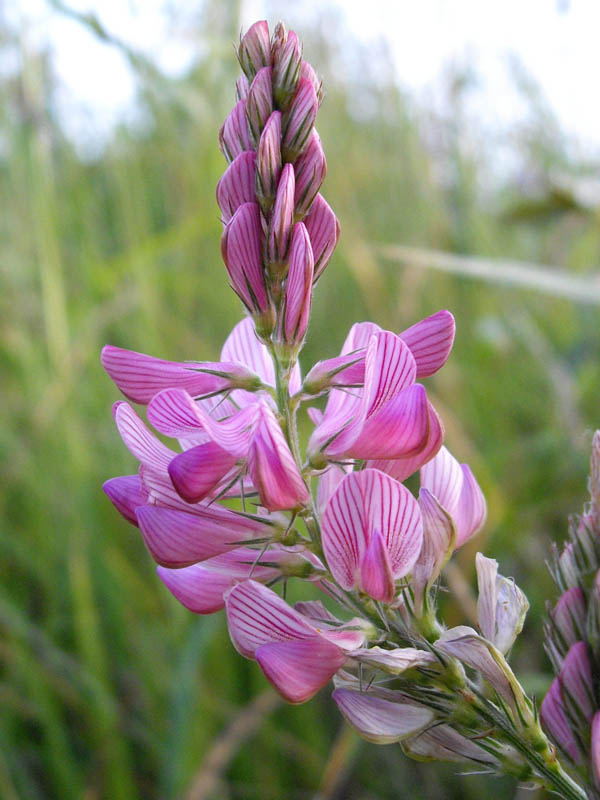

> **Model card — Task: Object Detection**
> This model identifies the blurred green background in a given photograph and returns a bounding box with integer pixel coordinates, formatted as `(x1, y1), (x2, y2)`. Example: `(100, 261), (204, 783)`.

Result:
(2, 1), (600, 798)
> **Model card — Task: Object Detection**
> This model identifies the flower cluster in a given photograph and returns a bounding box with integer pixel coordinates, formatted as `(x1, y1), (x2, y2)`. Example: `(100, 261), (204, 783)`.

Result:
(542, 431), (600, 796)
(101, 21), (588, 799)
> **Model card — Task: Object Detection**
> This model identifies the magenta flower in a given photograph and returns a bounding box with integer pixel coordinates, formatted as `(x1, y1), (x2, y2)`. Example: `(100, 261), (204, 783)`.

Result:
(225, 580), (365, 703)
(321, 469), (422, 603)
(541, 676), (582, 763)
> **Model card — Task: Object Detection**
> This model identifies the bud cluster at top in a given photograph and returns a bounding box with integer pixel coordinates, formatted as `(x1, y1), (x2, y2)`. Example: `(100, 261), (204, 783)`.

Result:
(218, 20), (339, 361)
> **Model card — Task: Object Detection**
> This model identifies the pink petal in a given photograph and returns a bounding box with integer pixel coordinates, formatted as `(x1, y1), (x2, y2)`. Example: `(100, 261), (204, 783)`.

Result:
(316, 465), (349, 515)
(282, 77), (318, 159)
(344, 384), (430, 460)
(413, 488), (456, 603)
(245, 66), (273, 143)
(157, 547), (281, 613)
(101, 345), (229, 404)
(225, 579), (316, 658)
(333, 690), (433, 744)
(293, 130), (327, 218)
(113, 402), (175, 471)
(592, 712), (600, 783)
(300, 60), (322, 104)
(349, 646), (435, 674)
(217, 151), (257, 223)
(321, 469), (422, 591)
(247, 404), (309, 511)
(267, 163), (295, 263)
(455, 464), (487, 546)
(283, 222), (314, 344)
(167, 441), (238, 504)
(540, 677), (581, 763)
(256, 637), (345, 703)
(420, 445), (464, 516)
(368, 400), (444, 481)
(341, 321), (381, 354)
(148, 389), (258, 456)
(560, 641), (594, 722)
(361, 332), (416, 419)
(219, 100), (253, 162)
(237, 20), (271, 79)
(102, 475), (148, 526)
(136, 504), (266, 567)
(304, 194), (340, 281)
(399, 310), (455, 378)
(221, 203), (269, 314)
(303, 352), (365, 394)
(552, 587), (586, 650)
(255, 111), (282, 210)
(359, 530), (395, 603)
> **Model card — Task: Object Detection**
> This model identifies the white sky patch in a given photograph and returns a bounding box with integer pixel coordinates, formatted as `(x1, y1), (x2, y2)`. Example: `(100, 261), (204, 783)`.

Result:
(9, 0), (600, 158)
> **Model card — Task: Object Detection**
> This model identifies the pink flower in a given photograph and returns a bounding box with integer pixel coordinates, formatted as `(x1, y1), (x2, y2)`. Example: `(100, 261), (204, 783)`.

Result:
(303, 193), (339, 280)
(246, 66), (273, 143)
(255, 111), (282, 211)
(308, 329), (443, 473)
(219, 100), (253, 163)
(293, 130), (327, 217)
(237, 20), (271, 79)
(279, 222), (314, 350)
(225, 580), (365, 703)
(321, 469), (422, 603)
(540, 676), (582, 763)
(282, 77), (318, 161)
(216, 151), (257, 224)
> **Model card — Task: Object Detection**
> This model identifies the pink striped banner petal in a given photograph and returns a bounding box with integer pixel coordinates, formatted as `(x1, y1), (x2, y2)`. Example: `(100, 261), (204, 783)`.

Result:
(399, 309), (455, 378)
(113, 402), (175, 472)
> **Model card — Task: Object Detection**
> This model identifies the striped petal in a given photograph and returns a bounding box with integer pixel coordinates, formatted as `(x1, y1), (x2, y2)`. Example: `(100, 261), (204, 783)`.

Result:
(560, 641), (594, 723)
(247, 403), (309, 511)
(413, 488), (456, 605)
(225, 579), (316, 658)
(217, 151), (257, 223)
(221, 202), (269, 314)
(349, 646), (435, 675)
(219, 99), (252, 162)
(101, 346), (229, 404)
(293, 130), (327, 218)
(102, 475), (148, 526)
(361, 332), (417, 419)
(455, 464), (487, 546)
(113, 402), (175, 472)
(540, 677), (581, 763)
(333, 690), (433, 744)
(256, 637), (345, 703)
(321, 469), (422, 593)
(399, 310), (455, 378)
(359, 530), (395, 603)
(592, 712), (600, 782)
(304, 194), (339, 281)
(136, 504), (266, 567)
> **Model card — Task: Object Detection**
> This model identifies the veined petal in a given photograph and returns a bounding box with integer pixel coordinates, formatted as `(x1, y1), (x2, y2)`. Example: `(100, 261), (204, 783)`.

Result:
(167, 442), (238, 504)
(455, 464), (487, 546)
(344, 384), (430, 460)
(475, 553), (498, 645)
(148, 389), (259, 457)
(560, 641), (594, 723)
(282, 222), (314, 345)
(247, 404), (309, 511)
(359, 530), (395, 603)
(303, 193), (339, 280)
(217, 151), (257, 223)
(219, 99), (253, 162)
(113, 402), (175, 471)
(341, 321), (382, 354)
(136, 504), (264, 566)
(420, 445), (464, 519)
(361, 332), (416, 420)
(257, 637), (345, 703)
(225, 580), (316, 658)
(221, 202), (269, 314)
(293, 130), (327, 218)
(367, 399), (444, 481)
(592, 712), (600, 783)
(349, 646), (435, 675)
(413, 488), (456, 604)
(321, 469), (422, 592)
(157, 548), (282, 614)
(399, 310), (455, 378)
(101, 346), (229, 404)
(333, 690), (433, 744)
(316, 465), (349, 515)
(403, 724), (496, 764)
(552, 587), (587, 650)
(540, 677), (581, 763)
(102, 475), (148, 526)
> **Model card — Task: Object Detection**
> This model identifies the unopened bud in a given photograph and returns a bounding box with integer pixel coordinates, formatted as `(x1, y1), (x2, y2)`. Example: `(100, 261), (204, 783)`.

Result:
(221, 202), (275, 335)
(540, 677), (582, 763)
(219, 100), (253, 163)
(237, 20), (271, 80)
(303, 352), (365, 395)
(551, 587), (587, 654)
(278, 222), (314, 356)
(236, 74), (250, 101)
(293, 129), (327, 218)
(217, 151), (257, 224)
(282, 77), (318, 162)
(272, 26), (303, 108)
(475, 552), (529, 655)
(559, 641), (595, 725)
(304, 194), (340, 280)
(267, 163), (295, 271)
(246, 67), (274, 144)
(301, 61), (323, 106)
(255, 111), (282, 213)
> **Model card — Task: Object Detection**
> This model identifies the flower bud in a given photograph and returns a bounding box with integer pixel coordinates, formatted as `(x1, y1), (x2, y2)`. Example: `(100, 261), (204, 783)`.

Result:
(301, 61), (323, 106)
(279, 223), (314, 353)
(551, 586), (587, 654)
(237, 20), (271, 80)
(559, 641), (595, 727)
(236, 74), (250, 101)
(475, 553), (529, 654)
(216, 151), (257, 224)
(413, 488), (456, 611)
(246, 67), (274, 145)
(540, 677), (582, 763)
(303, 194), (340, 280)
(255, 111), (282, 213)
(586, 571), (600, 658)
(282, 77), (318, 162)
(592, 712), (600, 784)
(293, 129), (327, 218)
(332, 689), (434, 745)
(303, 352), (365, 395)
(272, 25), (303, 108)
(219, 100), (253, 163)
(221, 203), (275, 335)
(267, 163), (295, 270)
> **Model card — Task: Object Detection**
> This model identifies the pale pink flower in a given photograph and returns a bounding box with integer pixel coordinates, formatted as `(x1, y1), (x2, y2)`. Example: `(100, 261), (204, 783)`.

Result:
(237, 20), (271, 79)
